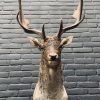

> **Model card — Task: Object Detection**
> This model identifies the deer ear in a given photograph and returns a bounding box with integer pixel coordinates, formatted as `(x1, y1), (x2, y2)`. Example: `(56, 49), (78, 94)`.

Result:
(60, 36), (73, 47)
(27, 37), (43, 49)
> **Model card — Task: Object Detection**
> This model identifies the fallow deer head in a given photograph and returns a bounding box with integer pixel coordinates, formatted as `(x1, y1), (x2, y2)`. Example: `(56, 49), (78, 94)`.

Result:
(17, 0), (84, 68)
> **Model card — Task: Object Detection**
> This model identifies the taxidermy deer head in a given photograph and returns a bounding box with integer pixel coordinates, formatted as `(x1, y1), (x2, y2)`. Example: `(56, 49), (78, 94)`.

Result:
(17, 0), (84, 67)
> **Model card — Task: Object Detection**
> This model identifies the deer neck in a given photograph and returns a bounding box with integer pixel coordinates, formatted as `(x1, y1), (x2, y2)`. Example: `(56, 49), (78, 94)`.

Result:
(38, 56), (63, 94)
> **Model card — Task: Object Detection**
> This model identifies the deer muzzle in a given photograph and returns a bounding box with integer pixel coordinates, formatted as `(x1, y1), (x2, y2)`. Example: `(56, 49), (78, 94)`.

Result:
(49, 53), (58, 61)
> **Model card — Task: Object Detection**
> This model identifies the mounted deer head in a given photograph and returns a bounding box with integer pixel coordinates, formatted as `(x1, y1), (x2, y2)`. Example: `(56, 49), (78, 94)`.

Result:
(17, 0), (84, 68)
(17, 0), (84, 100)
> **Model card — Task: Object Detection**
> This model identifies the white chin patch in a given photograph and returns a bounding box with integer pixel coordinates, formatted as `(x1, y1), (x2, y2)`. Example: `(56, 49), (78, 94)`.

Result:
(48, 61), (58, 66)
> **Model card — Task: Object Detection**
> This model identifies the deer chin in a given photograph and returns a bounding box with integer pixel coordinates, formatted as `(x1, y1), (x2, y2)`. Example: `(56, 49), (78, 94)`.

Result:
(47, 60), (59, 68)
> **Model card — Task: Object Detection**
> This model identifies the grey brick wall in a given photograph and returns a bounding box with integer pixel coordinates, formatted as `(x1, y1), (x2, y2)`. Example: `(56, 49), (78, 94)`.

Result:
(0, 0), (100, 100)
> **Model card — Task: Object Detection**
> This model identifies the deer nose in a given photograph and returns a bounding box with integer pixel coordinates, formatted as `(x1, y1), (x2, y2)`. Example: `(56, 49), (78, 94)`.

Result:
(49, 54), (58, 61)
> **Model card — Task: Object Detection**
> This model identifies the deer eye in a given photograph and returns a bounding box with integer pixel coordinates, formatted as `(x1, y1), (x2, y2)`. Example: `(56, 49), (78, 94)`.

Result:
(38, 44), (45, 50)
(58, 45), (63, 50)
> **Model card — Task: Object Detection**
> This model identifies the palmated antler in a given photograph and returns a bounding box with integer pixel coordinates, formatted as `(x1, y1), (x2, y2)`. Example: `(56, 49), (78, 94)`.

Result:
(57, 0), (84, 38)
(17, 0), (46, 40)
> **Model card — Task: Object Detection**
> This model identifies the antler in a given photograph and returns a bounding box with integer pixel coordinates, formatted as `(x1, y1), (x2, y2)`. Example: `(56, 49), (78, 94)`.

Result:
(57, 0), (85, 38)
(17, 0), (46, 40)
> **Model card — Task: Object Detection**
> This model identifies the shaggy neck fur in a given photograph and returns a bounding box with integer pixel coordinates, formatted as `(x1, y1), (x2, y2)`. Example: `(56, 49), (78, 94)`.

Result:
(38, 54), (64, 98)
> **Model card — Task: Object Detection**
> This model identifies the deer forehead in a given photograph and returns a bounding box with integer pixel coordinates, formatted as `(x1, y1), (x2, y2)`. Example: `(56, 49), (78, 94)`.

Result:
(44, 36), (61, 47)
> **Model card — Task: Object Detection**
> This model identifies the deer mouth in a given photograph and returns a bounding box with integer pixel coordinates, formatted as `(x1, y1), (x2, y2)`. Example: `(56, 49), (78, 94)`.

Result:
(48, 60), (59, 66)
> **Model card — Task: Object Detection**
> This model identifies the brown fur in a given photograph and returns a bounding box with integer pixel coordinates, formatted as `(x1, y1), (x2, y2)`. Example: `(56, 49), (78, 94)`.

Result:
(32, 36), (68, 100)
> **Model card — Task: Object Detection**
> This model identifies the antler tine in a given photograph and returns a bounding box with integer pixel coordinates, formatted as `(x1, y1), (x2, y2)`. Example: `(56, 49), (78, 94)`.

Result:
(57, 0), (85, 38)
(17, 0), (46, 39)
(57, 19), (63, 39)
(42, 24), (46, 40)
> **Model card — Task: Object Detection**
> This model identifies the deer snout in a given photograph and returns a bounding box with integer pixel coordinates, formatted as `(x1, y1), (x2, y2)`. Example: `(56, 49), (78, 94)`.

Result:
(49, 54), (58, 61)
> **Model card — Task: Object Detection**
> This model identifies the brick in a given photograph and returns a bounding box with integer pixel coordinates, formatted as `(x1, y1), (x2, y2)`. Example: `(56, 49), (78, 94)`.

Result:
(68, 95), (78, 100)
(0, 78), (20, 84)
(63, 70), (75, 76)
(68, 88), (88, 95)
(0, 55), (7, 60)
(0, 60), (9, 66)
(0, 72), (9, 78)
(83, 42), (100, 47)
(0, 66), (21, 72)
(75, 70), (97, 76)
(94, 2), (100, 6)
(0, 39), (10, 44)
(62, 59), (74, 64)
(94, 6), (100, 10)
(84, 53), (100, 58)
(22, 43), (33, 49)
(83, 14), (95, 19)
(10, 59), (32, 65)
(73, 53), (84, 58)
(74, 58), (94, 64)
(81, 32), (99, 37)
(7, 54), (21, 60)
(72, 37), (90, 42)
(77, 82), (99, 88)
(85, 10), (96, 14)
(69, 42), (83, 48)
(1, 33), (26, 39)
(8, 84), (31, 90)
(18, 90), (33, 97)
(2, 24), (19, 29)
(0, 85), (8, 91)
(87, 19), (100, 23)
(85, 64), (100, 69)
(9, 71), (32, 77)
(0, 98), (6, 100)
(89, 28), (100, 34)
(70, 28), (89, 33)
(0, 49), (10, 54)
(77, 95), (100, 100)
(21, 65), (39, 71)
(11, 38), (28, 43)
(21, 54), (41, 59)
(10, 49), (32, 54)
(1, 43), (22, 49)
(62, 53), (74, 59)
(7, 97), (30, 100)
(62, 48), (73, 53)
(0, 15), (13, 20)
(97, 69), (100, 75)
(73, 48), (93, 53)
(3, 6), (17, 11)
(88, 88), (100, 94)
(88, 76), (100, 82)
(0, 90), (18, 98)
(64, 82), (77, 89)
(65, 76), (87, 82)
(93, 47), (100, 53)
(91, 37), (100, 42)
(32, 71), (39, 77)
(95, 58), (100, 64)
(87, 23), (97, 28)
(99, 82), (100, 87)
(65, 64), (85, 70)
(20, 77), (38, 84)
(32, 59), (40, 65)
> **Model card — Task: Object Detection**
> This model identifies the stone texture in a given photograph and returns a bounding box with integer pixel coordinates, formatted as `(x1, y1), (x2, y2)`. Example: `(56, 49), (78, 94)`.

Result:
(0, 0), (100, 100)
